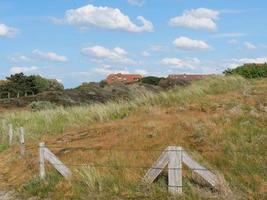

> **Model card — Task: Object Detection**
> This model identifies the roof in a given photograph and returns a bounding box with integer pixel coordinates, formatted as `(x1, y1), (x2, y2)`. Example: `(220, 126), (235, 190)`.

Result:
(106, 73), (142, 84)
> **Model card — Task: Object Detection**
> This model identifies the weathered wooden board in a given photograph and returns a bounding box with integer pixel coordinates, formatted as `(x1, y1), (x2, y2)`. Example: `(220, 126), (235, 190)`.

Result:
(8, 124), (13, 145)
(44, 147), (72, 179)
(143, 148), (169, 184)
(182, 151), (218, 187)
(19, 127), (25, 156)
(39, 142), (46, 179)
(168, 146), (182, 194)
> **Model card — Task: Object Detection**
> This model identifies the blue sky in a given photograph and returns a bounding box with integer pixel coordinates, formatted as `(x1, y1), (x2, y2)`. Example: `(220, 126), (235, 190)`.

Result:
(0, 0), (267, 88)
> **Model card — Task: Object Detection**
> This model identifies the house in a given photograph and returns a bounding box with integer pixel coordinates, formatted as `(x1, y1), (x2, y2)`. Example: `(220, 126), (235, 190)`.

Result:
(106, 73), (142, 84)
(168, 74), (210, 81)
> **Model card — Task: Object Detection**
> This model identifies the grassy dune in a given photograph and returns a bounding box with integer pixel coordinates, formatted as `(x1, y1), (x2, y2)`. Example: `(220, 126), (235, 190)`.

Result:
(0, 76), (266, 200)
(1, 75), (246, 139)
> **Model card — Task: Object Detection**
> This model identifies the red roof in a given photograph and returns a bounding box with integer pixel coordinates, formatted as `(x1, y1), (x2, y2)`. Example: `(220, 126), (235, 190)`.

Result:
(106, 73), (142, 84)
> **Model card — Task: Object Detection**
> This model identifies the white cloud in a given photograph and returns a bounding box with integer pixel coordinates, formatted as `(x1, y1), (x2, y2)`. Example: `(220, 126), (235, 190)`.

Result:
(127, 0), (145, 6)
(213, 32), (245, 38)
(244, 42), (256, 50)
(141, 51), (150, 57)
(61, 4), (153, 32)
(0, 23), (19, 37)
(160, 57), (200, 69)
(81, 45), (135, 65)
(10, 66), (39, 74)
(169, 8), (219, 31)
(9, 54), (32, 63)
(94, 65), (129, 76)
(173, 37), (211, 51)
(149, 45), (166, 52)
(134, 69), (147, 75)
(226, 57), (267, 68)
(33, 49), (68, 62)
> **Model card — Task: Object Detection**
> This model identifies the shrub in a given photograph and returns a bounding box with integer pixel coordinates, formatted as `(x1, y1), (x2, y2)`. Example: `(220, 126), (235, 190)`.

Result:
(29, 101), (57, 111)
(0, 73), (64, 98)
(141, 76), (165, 85)
(223, 63), (267, 78)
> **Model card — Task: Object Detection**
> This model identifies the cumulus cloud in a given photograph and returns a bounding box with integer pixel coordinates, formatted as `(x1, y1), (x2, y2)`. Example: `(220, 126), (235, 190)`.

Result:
(60, 4), (153, 32)
(33, 49), (68, 62)
(244, 42), (256, 50)
(0, 23), (19, 37)
(10, 66), (39, 74)
(173, 37), (211, 51)
(127, 0), (145, 6)
(160, 57), (200, 69)
(81, 45), (135, 65)
(169, 8), (219, 31)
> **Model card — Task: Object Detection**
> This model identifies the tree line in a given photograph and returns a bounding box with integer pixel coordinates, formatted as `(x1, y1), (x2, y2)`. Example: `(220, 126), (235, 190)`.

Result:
(0, 73), (64, 98)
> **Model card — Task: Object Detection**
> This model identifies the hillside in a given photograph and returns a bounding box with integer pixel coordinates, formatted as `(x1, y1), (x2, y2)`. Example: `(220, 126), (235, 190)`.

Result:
(0, 82), (163, 109)
(0, 76), (266, 200)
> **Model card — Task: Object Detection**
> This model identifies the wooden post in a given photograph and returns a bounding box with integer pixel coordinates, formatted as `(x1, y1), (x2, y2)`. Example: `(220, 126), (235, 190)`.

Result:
(168, 146), (182, 195)
(39, 142), (46, 179)
(0, 119), (7, 143)
(19, 127), (25, 156)
(8, 124), (13, 146)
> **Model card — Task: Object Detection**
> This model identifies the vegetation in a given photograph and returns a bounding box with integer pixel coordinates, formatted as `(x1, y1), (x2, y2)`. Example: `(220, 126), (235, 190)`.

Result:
(0, 76), (266, 199)
(0, 76), (246, 139)
(224, 63), (267, 78)
(0, 73), (64, 98)
(141, 76), (165, 85)
(29, 101), (57, 111)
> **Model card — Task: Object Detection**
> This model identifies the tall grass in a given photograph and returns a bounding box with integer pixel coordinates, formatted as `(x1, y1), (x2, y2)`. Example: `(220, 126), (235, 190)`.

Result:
(0, 75), (247, 140)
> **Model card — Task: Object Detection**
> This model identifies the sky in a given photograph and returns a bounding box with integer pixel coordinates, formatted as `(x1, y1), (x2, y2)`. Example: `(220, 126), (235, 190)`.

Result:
(0, 0), (267, 88)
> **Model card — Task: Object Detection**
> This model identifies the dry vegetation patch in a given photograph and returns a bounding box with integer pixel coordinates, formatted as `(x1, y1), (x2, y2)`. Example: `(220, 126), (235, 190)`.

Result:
(0, 77), (266, 199)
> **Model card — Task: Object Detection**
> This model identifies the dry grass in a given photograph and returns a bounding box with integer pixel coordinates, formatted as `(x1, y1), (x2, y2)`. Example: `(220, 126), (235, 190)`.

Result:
(0, 76), (266, 199)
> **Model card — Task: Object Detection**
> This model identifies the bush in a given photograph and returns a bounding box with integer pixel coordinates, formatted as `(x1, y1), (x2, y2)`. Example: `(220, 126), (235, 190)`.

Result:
(141, 76), (165, 85)
(0, 73), (64, 98)
(29, 101), (57, 111)
(158, 78), (189, 89)
(223, 63), (267, 78)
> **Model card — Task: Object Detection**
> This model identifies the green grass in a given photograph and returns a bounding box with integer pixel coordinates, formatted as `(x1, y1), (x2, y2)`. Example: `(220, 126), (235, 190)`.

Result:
(0, 76), (247, 141)
(22, 172), (61, 199)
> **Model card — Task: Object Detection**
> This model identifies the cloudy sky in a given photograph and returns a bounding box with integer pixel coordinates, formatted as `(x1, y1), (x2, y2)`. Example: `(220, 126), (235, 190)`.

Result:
(1, 0), (267, 88)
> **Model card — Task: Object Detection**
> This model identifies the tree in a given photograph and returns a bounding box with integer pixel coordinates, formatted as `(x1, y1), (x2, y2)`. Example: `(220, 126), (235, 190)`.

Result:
(223, 63), (267, 78)
(0, 73), (64, 98)
(141, 76), (165, 85)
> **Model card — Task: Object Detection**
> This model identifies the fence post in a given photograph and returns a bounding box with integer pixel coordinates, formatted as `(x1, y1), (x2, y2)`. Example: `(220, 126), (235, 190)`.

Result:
(0, 119), (6, 143)
(168, 146), (183, 195)
(19, 127), (25, 156)
(39, 142), (46, 179)
(8, 124), (13, 146)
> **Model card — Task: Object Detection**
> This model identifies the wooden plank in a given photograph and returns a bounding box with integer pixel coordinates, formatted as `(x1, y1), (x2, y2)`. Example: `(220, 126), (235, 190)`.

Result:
(8, 124), (13, 146)
(168, 146), (182, 195)
(182, 151), (218, 187)
(39, 142), (46, 179)
(143, 148), (169, 184)
(19, 127), (25, 156)
(44, 147), (72, 179)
